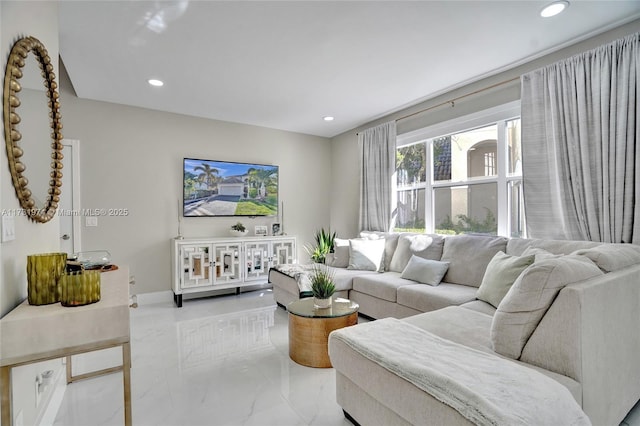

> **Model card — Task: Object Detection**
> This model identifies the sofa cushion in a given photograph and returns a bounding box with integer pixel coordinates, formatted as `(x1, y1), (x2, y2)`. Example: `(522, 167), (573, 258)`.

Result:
(571, 244), (640, 272)
(460, 300), (497, 316)
(491, 255), (603, 359)
(397, 283), (477, 313)
(506, 238), (601, 256)
(329, 267), (378, 292)
(441, 235), (508, 287)
(326, 238), (350, 268)
(348, 238), (385, 272)
(388, 233), (444, 272)
(400, 255), (449, 286)
(352, 272), (412, 302)
(403, 306), (494, 353)
(359, 231), (400, 271)
(521, 246), (561, 262)
(476, 251), (535, 308)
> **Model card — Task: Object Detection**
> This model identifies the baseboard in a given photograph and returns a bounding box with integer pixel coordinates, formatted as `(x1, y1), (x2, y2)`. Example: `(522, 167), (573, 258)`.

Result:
(135, 290), (173, 305)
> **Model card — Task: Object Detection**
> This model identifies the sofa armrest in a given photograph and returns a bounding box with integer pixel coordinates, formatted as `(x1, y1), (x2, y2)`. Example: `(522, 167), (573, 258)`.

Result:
(520, 264), (640, 425)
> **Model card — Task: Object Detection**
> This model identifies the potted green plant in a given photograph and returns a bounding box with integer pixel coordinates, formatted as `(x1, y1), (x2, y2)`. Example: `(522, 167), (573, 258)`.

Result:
(229, 222), (248, 237)
(310, 264), (336, 308)
(304, 228), (336, 264)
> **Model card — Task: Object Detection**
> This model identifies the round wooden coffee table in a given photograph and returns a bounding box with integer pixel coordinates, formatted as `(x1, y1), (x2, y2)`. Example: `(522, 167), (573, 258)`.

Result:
(287, 297), (359, 368)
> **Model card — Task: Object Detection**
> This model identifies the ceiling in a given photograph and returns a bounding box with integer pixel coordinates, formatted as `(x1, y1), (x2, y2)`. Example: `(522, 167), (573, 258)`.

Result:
(59, 1), (640, 138)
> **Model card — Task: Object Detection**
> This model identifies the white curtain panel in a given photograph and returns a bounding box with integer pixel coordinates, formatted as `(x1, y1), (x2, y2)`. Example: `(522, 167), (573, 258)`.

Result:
(521, 32), (639, 244)
(358, 121), (397, 232)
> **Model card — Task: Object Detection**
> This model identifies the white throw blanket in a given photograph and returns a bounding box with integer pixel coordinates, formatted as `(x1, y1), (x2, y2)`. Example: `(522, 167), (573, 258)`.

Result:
(272, 263), (313, 293)
(331, 318), (591, 426)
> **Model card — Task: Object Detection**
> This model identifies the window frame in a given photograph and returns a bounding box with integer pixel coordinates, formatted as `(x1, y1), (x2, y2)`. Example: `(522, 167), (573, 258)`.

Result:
(396, 101), (522, 236)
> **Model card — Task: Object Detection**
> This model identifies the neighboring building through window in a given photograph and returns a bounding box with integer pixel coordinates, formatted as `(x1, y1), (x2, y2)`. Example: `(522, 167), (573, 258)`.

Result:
(395, 102), (524, 237)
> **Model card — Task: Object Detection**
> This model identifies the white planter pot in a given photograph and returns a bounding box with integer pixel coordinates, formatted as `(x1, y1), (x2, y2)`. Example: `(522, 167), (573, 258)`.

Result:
(229, 229), (248, 237)
(313, 296), (332, 309)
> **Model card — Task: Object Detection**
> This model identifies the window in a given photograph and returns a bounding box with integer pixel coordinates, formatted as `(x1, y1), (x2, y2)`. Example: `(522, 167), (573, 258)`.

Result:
(394, 102), (524, 237)
(483, 151), (496, 176)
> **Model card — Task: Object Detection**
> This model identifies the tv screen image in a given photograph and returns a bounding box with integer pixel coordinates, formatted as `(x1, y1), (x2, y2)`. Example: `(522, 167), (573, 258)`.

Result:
(183, 158), (278, 217)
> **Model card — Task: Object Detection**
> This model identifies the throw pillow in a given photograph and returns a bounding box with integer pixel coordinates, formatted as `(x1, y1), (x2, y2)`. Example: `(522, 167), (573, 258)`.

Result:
(326, 238), (350, 268)
(491, 255), (603, 359)
(389, 234), (444, 272)
(476, 251), (535, 308)
(348, 238), (385, 272)
(400, 255), (450, 286)
(571, 244), (640, 272)
(360, 231), (400, 271)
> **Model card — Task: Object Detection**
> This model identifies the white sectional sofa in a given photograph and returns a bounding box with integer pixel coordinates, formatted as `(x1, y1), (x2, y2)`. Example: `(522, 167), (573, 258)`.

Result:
(269, 232), (640, 425)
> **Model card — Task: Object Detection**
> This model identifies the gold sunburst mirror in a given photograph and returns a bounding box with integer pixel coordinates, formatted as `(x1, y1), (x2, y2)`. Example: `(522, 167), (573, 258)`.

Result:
(3, 36), (63, 223)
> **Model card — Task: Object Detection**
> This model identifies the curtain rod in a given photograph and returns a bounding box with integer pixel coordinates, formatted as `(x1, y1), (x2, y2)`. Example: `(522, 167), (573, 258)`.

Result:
(395, 76), (521, 122)
(356, 75), (520, 135)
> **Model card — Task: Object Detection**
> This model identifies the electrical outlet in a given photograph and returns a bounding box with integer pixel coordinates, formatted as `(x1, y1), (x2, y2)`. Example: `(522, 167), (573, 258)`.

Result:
(2, 215), (15, 242)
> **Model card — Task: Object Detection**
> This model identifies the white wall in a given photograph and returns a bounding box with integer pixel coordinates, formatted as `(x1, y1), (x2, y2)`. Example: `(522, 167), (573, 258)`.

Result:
(1, 0), (61, 316)
(1, 4), (67, 426)
(329, 19), (640, 238)
(59, 68), (332, 295)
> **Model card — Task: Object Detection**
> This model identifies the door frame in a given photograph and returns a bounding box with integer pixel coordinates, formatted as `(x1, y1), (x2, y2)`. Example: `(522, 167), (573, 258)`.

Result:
(62, 139), (82, 253)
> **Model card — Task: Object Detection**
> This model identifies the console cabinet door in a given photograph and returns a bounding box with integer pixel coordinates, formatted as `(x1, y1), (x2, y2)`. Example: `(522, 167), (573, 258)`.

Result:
(271, 238), (296, 267)
(244, 241), (270, 282)
(180, 244), (214, 288)
(213, 242), (242, 284)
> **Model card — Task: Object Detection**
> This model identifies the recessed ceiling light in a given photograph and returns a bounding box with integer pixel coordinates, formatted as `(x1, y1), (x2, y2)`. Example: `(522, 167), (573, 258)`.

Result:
(148, 79), (164, 87)
(540, 1), (569, 18)
(323, 116), (335, 122)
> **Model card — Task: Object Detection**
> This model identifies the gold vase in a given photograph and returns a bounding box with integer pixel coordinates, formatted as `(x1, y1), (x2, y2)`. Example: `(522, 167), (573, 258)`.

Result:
(60, 270), (101, 307)
(27, 253), (67, 305)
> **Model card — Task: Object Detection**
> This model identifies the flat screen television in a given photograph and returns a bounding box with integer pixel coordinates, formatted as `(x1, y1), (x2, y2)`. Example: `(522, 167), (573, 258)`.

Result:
(183, 158), (279, 217)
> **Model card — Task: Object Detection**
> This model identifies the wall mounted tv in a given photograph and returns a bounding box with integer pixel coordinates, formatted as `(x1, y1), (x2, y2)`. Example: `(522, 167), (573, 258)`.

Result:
(183, 158), (279, 217)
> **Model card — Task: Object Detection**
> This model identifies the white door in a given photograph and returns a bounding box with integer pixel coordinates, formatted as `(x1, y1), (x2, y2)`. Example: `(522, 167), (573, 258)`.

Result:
(60, 139), (81, 255)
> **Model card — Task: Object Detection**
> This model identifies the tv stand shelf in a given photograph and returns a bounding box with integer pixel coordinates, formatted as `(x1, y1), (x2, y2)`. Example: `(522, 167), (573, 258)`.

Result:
(171, 236), (296, 307)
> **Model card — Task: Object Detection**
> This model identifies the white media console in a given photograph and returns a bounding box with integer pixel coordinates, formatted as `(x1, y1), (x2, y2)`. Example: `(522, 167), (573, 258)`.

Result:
(171, 236), (297, 307)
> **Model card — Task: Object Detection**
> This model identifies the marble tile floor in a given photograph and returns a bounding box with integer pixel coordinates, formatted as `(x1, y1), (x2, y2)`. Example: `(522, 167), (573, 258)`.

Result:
(54, 289), (355, 426)
(53, 289), (640, 426)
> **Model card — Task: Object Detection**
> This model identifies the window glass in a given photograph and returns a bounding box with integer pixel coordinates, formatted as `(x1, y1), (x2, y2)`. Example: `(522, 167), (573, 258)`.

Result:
(397, 144), (426, 186)
(433, 183), (497, 235)
(396, 188), (426, 232)
(509, 180), (525, 238)
(435, 125), (497, 182)
(432, 136), (451, 181)
(394, 105), (520, 237)
(507, 119), (522, 175)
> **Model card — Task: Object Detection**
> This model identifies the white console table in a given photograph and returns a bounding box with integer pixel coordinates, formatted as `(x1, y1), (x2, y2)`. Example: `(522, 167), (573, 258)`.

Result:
(0, 267), (131, 426)
(171, 236), (296, 307)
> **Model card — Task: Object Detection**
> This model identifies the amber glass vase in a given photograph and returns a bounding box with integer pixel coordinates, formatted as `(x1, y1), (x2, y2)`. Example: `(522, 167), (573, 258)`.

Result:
(60, 270), (101, 307)
(27, 252), (67, 305)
